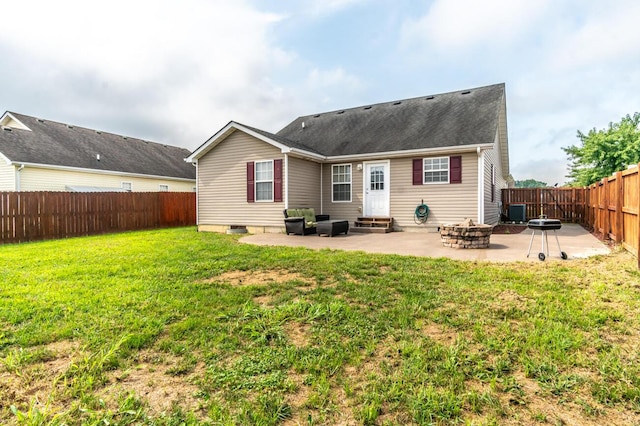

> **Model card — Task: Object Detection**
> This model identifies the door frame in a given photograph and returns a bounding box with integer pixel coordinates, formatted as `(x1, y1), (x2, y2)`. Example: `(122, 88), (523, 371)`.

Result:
(362, 160), (390, 217)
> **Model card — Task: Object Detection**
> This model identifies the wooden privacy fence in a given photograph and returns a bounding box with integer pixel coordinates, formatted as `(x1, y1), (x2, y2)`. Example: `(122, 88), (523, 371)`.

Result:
(501, 187), (587, 223)
(0, 191), (196, 244)
(502, 163), (640, 264)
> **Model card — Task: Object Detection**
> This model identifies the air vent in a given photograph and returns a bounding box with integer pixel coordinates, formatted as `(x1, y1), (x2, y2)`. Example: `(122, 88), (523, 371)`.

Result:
(461, 90), (471, 95)
(37, 119), (45, 123)
(393, 101), (402, 105)
(313, 114), (321, 118)
(67, 125), (74, 129)
(337, 111), (344, 115)
(2, 126), (12, 132)
(426, 96), (435, 100)
(364, 106), (372, 110)
(96, 131), (101, 134)
(123, 136), (128, 140)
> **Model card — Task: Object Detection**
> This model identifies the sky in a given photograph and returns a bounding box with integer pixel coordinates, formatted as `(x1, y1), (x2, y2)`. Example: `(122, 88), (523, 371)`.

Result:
(1, 0), (639, 186)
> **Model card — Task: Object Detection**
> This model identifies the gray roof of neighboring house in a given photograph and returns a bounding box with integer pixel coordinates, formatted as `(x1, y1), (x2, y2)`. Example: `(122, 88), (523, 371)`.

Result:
(276, 83), (506, 156)
(0, 112), (195, 180)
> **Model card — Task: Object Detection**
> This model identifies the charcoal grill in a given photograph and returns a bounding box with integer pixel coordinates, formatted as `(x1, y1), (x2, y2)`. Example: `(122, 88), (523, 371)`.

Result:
(526, 218), (568, 261)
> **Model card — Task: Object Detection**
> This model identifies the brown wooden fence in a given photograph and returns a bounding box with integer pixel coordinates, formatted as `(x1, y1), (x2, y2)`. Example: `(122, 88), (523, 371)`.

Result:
(502, 163), (640, 266)
(0, 191), (196, 244)
(501, 187), (587, 223)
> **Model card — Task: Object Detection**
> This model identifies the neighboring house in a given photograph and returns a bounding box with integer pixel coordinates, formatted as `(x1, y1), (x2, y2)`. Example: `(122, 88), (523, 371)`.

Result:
(187, 83), (512, 233)
(0, 111), (196, 192)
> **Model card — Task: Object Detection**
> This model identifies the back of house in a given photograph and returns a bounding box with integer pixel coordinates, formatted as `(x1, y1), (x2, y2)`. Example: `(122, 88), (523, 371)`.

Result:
(188, 83), (511, 233)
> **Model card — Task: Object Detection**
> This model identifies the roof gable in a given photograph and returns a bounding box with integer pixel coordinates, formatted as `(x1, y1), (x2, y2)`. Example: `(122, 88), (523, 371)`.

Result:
(277, 83), (506, 156)
(0, 112), (195, 180)
(186, 121), (323, 162)
(0, 112), (31, 131)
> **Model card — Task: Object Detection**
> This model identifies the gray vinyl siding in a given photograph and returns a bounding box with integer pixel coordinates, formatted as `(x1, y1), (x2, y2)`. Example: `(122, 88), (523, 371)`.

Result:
(321, 162), (364, 223)
(390, 154), (478, 230)
(287, 156), (321, 212)
(197, 131), (284, 227)
(483, 131), (508, 225)
(0, 162), (15, 190)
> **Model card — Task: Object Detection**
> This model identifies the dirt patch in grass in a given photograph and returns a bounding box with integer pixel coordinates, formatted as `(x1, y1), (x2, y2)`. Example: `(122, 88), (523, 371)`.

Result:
(496, 289), (532, 310)
(284, 321), (312, 347)
(421, 322), (459, 345)
(101, 350), (206, 418)
(0, 340), (80, 421)
(207, 270), (315, 287)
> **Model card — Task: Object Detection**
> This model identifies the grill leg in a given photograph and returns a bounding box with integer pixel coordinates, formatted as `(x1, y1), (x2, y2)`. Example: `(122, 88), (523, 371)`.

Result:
(527, 230), (536, 258)
(553, 231), (568, 259)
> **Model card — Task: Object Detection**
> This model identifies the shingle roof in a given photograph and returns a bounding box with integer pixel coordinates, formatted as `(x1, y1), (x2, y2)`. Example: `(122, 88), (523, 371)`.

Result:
(276, 83), (505, 156)
(237, 122), (324, 155)
(0, 112), (195, 180)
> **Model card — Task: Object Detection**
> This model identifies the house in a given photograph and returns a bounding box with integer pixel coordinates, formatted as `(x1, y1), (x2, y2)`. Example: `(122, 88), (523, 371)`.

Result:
(0, 111), (196, 192)
(186, 83), (512, 233)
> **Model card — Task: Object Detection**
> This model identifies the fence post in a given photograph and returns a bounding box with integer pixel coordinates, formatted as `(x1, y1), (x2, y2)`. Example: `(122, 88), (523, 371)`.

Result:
(615, 171), (623, 244)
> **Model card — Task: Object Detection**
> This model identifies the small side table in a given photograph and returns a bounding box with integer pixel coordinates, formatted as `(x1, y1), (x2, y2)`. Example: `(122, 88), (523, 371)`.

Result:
(317, 220), (349, 237)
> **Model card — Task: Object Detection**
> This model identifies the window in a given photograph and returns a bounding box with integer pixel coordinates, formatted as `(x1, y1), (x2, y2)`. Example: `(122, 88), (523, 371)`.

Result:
(255, 160), (273, 202)
(423, 157), (449, 183)
(332, 164), (352, 202)
(370, 166), (384, 191)
(121, 181), (132, 192)
(247, 159), (282, 203)
(159, 184), (169, 192)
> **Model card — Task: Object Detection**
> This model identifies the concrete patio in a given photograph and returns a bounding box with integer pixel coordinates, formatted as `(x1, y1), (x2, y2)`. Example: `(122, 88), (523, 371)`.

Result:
(241, 223), (611, 262)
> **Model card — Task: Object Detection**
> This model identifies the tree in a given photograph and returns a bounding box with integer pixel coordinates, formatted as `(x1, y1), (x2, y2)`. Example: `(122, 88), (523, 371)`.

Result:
(515, 179), (547, 188)
(563, 112), (640, 186)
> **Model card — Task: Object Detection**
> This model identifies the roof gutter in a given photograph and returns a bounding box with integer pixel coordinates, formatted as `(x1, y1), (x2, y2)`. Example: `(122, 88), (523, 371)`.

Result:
(286, 143), (494, 163)
(9, 161), (196, 182)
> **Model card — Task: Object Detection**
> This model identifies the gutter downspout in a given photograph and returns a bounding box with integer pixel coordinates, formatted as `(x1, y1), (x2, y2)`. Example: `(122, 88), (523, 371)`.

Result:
(477, 147), (485, 224)
(16, 164), (25, 191)
(320, 164), (323, 214)
(192, 160), (199, 226)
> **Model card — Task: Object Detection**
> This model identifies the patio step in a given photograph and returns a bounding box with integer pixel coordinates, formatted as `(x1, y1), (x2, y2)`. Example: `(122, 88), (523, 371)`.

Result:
(352, 217), (394, 233)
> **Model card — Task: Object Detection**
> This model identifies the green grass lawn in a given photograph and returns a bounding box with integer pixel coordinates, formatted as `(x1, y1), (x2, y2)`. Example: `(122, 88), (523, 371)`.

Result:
(1, 227), (639, 425)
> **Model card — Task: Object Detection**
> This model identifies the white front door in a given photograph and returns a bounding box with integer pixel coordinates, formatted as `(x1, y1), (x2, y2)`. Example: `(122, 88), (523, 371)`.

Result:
(364, 161), (390, 216)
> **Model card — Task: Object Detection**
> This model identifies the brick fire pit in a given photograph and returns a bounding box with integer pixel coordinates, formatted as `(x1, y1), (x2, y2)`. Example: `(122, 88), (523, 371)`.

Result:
(440, 219), (493, 249)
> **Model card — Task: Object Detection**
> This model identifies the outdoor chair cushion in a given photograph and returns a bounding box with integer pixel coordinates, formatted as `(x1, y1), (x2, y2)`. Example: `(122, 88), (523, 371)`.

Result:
(285, 208), (318, 228)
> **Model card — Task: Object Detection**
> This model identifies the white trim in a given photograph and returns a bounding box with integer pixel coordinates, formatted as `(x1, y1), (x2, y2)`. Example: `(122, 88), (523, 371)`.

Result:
(194, 159), (199, 225)
(323, 144), (493, 162)
(254, 159), (274, 202)
(0, 151), (11, 165)
(187, 121), (299, 162)
(6, 161), (195, 183)
(320, 164), (323, 214)
(363, 160), (390, 217)
(331, 163), (352, 203)
(477, 150), (485, 224)
(0, 112), (31, 131)
(422, 156), (450, 184)
(186, 120), (494, 164)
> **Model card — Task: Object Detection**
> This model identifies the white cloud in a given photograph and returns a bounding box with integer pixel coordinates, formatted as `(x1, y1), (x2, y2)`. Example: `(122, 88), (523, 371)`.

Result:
(545, 2), (640, 71)
(0, 0), (295, 148)
(400, 0), (550, 51)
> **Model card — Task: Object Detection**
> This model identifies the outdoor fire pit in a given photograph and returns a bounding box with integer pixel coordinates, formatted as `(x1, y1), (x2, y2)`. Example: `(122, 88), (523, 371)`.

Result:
(440, 218), (493, 249)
